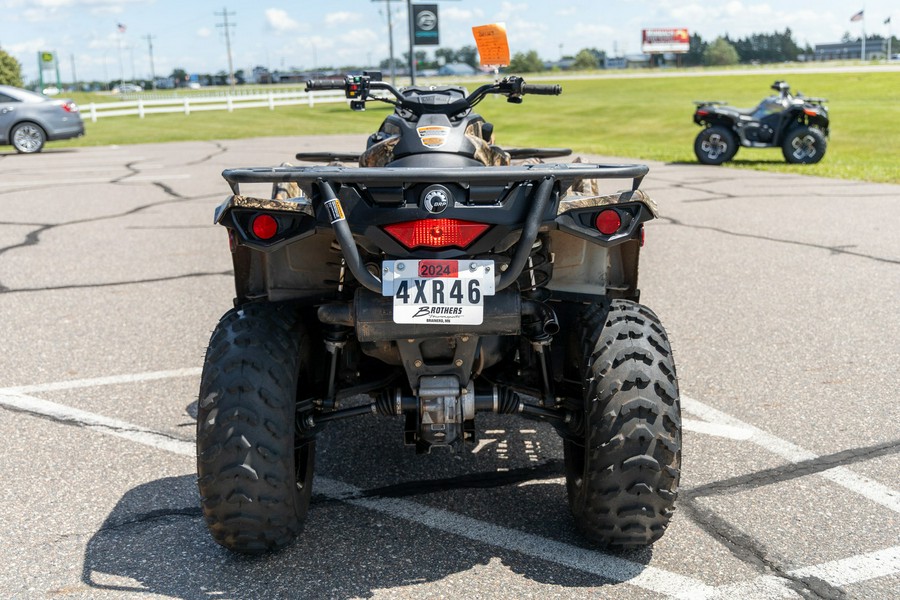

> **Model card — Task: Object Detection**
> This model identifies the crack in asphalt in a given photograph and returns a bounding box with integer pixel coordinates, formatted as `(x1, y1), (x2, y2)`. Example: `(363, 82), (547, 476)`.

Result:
(183, 141), (228, 166)
(685, 438), (900, 499)
(98, 507), (203, 534)
(676, 439), (900, 599)
(0, 188), (223, 291)
(659, 215), (900, 265)
(0, 269), (234, 295)
(679, 498), (845, 600)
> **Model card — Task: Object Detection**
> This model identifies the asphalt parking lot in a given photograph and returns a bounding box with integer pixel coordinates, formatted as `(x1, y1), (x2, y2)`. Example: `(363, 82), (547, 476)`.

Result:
(0, 137), (897, 599)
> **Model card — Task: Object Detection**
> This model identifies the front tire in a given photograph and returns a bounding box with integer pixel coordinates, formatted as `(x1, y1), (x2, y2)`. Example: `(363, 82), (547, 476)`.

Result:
(694, 126), (737, 165)
(197, 302), (316, 554)
(564, 300), (681, 547)
(11, 122), (46, 153)
(782, 126), (826, 164)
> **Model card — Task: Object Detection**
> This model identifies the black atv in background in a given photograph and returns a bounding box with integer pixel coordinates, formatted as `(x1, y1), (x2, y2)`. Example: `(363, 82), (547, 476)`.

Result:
(197, 72), (681, 554)
(693, 80), (829, 165)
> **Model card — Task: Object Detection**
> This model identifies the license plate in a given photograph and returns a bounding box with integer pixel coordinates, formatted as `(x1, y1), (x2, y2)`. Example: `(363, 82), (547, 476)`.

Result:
(382, 260), (495, 325)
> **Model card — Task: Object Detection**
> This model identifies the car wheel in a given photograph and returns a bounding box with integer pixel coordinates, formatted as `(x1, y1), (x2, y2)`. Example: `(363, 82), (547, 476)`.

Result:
(694, 126), (737, 165)
(782, 126), (827, 164)
(11, 122), (46, 153)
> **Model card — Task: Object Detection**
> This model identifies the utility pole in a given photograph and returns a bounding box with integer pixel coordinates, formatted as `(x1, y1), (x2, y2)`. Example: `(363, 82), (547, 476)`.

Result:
(215, 7), (236, 91)
(70, 54), (77, 90)
(372, 0), (398, 85)
(143, 34), (157, 89)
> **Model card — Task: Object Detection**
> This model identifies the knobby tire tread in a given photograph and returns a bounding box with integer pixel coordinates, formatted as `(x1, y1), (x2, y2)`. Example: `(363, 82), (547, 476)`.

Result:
(196, 302), (313, 554)
(566, 299), (682, 547)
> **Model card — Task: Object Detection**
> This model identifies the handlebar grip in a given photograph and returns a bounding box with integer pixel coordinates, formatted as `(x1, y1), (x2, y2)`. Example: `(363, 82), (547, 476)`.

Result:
(521, 84), (562, 95)
(305, 79), (346, 91)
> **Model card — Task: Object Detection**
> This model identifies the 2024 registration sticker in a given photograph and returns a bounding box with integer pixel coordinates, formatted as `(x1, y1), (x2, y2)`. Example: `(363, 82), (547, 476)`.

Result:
(382, 260), (495, 325)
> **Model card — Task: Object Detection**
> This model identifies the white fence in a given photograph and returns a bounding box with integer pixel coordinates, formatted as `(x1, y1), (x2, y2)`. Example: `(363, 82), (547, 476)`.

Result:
(83, 89), (348, 122)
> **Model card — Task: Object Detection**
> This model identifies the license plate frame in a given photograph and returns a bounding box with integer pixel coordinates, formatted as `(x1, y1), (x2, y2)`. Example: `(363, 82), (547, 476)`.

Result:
(382, 259), (495, 325)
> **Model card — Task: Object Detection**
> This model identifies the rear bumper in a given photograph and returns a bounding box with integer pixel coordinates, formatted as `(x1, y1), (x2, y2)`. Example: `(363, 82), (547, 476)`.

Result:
(47, 120), (85, 142)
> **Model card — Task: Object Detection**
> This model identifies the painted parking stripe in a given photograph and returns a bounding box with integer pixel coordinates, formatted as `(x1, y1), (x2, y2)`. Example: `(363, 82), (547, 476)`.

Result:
(0, 388), (712, 598)
(700, 546), (900, 599)
(0, 391), (194, 457)
(0, 367), (203, 395)
(316, 476), (717, 598)
(682, 395), (900, 514)
(682, 418), (754, 441)
(1, 374), (898, 595)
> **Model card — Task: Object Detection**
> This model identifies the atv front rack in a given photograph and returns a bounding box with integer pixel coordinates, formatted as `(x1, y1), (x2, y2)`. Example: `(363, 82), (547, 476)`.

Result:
(220, 163), (650, 295)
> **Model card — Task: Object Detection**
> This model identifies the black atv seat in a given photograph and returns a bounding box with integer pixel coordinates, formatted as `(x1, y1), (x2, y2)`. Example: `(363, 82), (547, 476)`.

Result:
(717, 106), (757, 117)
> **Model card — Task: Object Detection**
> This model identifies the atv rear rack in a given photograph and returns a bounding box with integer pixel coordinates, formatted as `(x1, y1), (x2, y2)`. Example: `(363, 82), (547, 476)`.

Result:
(221, 162), (649, 195)
(220, 163), (650, 296)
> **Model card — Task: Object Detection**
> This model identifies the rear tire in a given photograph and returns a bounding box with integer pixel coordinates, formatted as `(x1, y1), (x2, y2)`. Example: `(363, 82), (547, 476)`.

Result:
(782, 126), (826, 164)
(564, 300), (681, 547)
(11, 122), (46, 153)
(694, 126), (737, 165)
(197, 302), (316, 554)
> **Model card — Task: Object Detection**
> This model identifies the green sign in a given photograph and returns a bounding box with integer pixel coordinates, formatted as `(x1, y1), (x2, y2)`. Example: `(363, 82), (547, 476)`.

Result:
(40, 51), (55, 64)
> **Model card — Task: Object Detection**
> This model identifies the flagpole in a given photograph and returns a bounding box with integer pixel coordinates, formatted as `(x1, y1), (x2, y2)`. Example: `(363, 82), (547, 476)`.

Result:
(888, 18), (893, 62)
(862, 5), (866, 61)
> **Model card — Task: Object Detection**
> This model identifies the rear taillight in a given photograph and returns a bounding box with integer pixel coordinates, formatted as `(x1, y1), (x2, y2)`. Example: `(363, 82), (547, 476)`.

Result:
(251, 214), (278, 240)
(61, 101), (79, 113)
(696, 109), (709, 116)
(384, 218), (490, 249)
(594, 209), (622, 235)
(803, 107), (818, 117)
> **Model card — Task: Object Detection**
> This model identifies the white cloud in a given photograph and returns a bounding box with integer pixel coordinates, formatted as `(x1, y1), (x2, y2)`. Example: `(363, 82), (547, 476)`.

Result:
(265, 8), (300, 33)
(196, 27), (212, 39)
(325, 11), (362, 26)
(440, 7), (486, 22)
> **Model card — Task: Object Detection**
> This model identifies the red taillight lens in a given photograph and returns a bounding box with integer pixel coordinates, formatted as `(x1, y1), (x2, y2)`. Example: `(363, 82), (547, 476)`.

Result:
(61, 101), (79, 113)
(251, 214), (279, 240)
(803, 107), (818, 117)
(696, 109), (709, 116)
(384, 218), (490, 249)
(595, 209), (622, 235)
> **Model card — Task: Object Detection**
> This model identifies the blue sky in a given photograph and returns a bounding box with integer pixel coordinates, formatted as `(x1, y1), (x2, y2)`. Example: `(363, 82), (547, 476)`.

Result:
(1, 0), (896, 83)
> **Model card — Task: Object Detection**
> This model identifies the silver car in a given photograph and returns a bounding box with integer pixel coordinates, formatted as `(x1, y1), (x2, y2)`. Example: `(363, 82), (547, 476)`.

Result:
(0, 84), (85, 153)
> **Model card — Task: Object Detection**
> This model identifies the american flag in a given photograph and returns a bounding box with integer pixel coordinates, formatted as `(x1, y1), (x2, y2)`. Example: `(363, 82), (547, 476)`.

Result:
(850, 10), (864, 22)
(117, 23), (127, 33)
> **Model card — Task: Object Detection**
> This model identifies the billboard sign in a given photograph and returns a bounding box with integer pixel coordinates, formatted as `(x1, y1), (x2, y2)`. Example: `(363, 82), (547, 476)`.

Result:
(413, 4), (439, 46)
(641, 28), (690, 53)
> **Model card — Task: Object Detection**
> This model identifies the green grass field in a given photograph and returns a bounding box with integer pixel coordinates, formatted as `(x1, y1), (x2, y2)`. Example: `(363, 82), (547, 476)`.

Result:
(58, 70), (899, 183)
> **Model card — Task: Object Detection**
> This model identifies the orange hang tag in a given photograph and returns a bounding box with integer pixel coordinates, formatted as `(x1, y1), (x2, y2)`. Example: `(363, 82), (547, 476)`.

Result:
(472, 23), (510, 67)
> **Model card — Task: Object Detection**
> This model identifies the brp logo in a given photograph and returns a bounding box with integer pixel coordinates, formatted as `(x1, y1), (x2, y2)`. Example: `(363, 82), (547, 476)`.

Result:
(416, 10), (437, 31)
(422, 185), (450, 214)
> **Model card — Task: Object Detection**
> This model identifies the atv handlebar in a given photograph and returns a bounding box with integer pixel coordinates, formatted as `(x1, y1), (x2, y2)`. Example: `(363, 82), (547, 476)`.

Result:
(306, 79), (347, 91)
(521, 84), (562, 95)
(305, 74), (561, 112)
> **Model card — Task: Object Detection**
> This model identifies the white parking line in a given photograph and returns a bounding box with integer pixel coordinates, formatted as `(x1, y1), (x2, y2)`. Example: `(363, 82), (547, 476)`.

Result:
(1, 367), (203, 395)
(316, 477), (717, 598)
(1, 371), (898, 596)
(682, 396), (900, 514)
(682, 418), (754, 441)
(0, 391), (194, 457)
